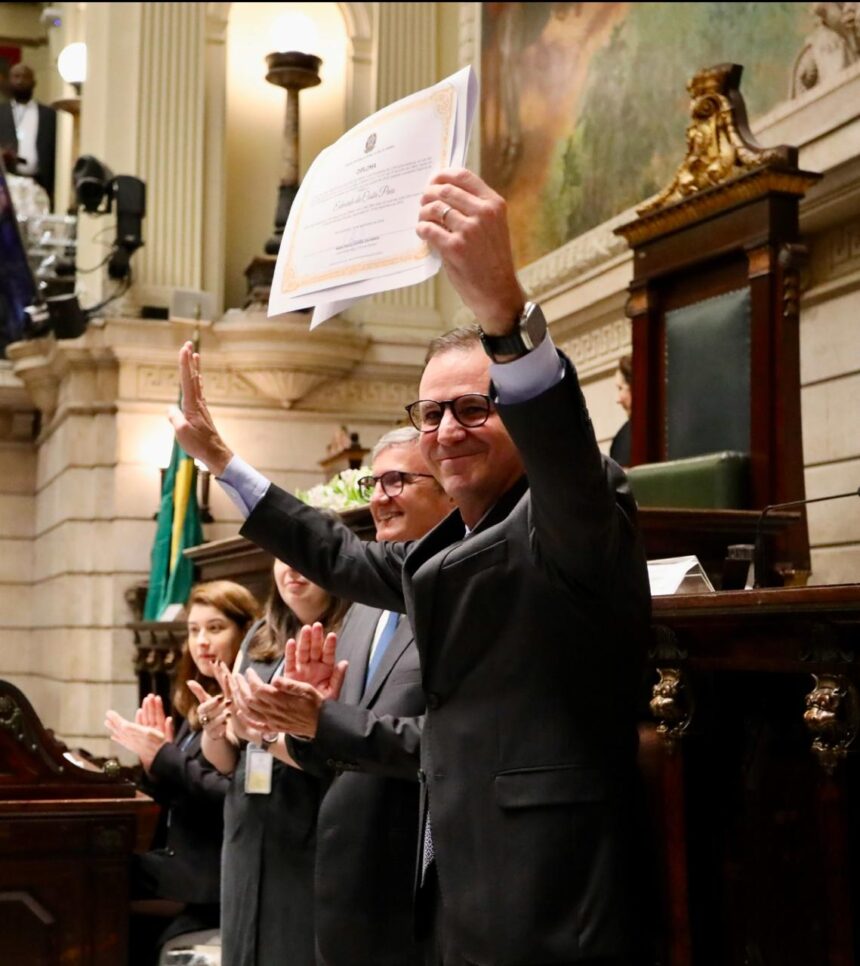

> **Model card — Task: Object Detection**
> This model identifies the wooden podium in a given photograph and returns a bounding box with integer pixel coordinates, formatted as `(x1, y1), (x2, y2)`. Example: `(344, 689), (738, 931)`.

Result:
(645, 584), (860, 966)
(0, 681), (158, 966)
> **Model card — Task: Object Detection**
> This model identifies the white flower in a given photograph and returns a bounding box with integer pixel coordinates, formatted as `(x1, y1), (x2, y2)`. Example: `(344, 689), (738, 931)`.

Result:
(295, 467), (372, 510)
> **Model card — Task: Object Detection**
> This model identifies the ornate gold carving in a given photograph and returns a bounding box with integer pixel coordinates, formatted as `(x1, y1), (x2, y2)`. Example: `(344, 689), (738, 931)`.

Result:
(803, 673), (859, 775)
(650, 668), (693, 751)
(638, 64), (791, 217)
(779, 243), (809, 323)
(617, 169), (821, 249)
(103, 758), (122, 779)
(0, 694), (24, 740)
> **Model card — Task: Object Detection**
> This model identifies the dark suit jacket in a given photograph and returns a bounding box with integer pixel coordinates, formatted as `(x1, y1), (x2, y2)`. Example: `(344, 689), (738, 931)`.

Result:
(610, 418), (631, 466)
(138, 719), (229, 905)
(243, 352), (651, 965)
(0, 101), (57, 203)
(290, 602), (424, 965)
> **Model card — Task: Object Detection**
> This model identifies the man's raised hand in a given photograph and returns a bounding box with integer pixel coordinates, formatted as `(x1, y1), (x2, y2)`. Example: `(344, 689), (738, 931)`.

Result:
(415, 168), (525, 334)
(167, 341), (234, 476)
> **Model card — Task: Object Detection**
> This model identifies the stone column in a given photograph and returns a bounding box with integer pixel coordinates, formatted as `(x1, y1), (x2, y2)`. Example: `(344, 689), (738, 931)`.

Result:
(76, 3), (210, 312)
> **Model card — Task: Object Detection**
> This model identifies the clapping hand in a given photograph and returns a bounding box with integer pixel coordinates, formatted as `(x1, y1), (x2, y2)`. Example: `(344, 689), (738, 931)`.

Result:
(212, 658), (268, 745)
(186, 678), (230, 741)
(105, 694), (174, 774)
(241, 623), (348, 738)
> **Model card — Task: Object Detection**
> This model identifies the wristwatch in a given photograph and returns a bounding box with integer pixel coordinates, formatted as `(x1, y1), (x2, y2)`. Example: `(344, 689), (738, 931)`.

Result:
(479, 301), (547, 362)
(260, 731), (279, 751)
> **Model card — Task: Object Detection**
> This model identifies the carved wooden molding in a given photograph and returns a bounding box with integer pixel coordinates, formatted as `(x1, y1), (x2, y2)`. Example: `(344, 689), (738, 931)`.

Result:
(803, 673), (859, 775)
(650, 667), (694, 752)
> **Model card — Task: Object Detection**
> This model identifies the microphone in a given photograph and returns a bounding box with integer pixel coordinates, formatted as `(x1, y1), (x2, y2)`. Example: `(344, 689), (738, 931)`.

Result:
(754, 487), (860, 588)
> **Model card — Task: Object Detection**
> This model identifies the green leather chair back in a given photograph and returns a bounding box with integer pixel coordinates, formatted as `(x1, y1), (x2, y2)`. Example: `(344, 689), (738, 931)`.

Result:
(665, 287), (751, 460)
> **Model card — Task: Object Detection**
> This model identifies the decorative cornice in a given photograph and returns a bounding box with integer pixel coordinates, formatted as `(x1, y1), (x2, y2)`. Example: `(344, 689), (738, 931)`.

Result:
(616, 169), (821, 249)
(297, 377), (418, 418)
(811, 217), (860, 287)
(559, 318), (630, 380)
(519, 215), (632, 301)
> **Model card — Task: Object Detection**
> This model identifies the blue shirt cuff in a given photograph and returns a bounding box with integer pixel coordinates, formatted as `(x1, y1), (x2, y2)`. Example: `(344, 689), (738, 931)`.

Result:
(218, 455), (271, 518)
(489, 331), (565, 404)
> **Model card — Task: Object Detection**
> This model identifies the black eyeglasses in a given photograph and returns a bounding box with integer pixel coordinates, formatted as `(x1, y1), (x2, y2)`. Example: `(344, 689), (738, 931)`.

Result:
(356, 470), (436, 500)
(404, 394), (494, 433)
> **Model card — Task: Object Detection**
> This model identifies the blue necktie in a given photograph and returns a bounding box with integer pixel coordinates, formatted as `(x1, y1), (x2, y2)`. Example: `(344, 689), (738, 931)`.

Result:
(364, 611), (400, 693)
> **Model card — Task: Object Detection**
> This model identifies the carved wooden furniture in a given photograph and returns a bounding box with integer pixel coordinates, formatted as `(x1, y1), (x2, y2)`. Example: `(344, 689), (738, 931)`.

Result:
(615, 63), (821, 585)
(0, 680), (159, 965)
(645, 584), (860, 966)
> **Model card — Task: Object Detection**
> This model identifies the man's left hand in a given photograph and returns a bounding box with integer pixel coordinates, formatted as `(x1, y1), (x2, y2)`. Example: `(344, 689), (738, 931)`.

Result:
(416, 167), (525, 333)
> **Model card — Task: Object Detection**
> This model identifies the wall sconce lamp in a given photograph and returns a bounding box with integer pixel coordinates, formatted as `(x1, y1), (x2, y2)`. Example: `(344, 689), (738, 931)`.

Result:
(54, 43), (87, 186)
(57, 41), (87, 95)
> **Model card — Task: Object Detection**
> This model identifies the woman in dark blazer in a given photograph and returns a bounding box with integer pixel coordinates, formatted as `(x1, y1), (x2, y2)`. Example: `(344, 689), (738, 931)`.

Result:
(105, 580), (259, 965)
(198, 560), (350, 966)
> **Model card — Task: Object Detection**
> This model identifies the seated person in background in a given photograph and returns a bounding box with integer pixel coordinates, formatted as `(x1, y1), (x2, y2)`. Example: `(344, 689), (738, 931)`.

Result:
(610, 352), (633, 466)
(197, 560), (350, 966)
(105, 580), (260, 966)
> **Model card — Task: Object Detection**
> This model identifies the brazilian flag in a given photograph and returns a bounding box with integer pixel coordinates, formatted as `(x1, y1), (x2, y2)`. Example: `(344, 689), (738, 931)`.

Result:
(143, 436), (204, 620)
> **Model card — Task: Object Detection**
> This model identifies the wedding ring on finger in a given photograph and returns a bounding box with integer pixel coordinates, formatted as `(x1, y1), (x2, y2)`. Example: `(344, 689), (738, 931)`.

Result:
(440, 205), (453, 229)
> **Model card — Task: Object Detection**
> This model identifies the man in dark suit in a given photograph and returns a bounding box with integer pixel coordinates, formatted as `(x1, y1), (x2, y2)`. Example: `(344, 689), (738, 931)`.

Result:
(247, 426), (451, 965)
(172, 167), (651, 965)
(0, 63), (57, 205)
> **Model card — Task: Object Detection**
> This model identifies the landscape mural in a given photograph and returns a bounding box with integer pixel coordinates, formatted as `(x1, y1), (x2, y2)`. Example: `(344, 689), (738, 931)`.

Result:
(481, 2), (816, 267)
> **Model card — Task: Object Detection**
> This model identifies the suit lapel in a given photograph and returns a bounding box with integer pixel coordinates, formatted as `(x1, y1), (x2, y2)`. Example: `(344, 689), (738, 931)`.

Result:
(336, 604), (383, 706)
(403, 511), (466, 673)
(360, 617), (413, 708)
(403, 478), (528, 677)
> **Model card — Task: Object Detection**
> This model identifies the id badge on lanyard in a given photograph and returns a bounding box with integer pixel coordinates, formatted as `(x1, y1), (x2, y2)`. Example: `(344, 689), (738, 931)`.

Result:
(245, 745), (274, 795)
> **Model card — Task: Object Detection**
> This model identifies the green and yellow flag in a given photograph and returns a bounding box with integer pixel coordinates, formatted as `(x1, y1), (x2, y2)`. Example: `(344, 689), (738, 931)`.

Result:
(143, 435), (204, 621)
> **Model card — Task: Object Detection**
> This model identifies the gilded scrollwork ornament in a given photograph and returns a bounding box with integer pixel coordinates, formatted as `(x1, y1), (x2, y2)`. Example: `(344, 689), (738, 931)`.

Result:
(0, 694), (24, 740)
(637, 63), (791, 216)
(650, 667), (694, 751)
(803, 674), (859, 775)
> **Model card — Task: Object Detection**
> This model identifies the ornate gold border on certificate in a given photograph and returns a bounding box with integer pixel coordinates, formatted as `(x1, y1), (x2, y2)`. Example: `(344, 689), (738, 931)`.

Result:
(279, 84), (457, 295)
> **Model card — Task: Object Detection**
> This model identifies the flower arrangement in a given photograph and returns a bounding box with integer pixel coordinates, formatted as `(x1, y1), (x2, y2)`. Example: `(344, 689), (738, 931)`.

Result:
(295, 467), (372, 511)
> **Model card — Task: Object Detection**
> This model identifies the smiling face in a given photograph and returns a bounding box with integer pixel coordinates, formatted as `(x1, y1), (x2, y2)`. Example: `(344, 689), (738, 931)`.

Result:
(369, 443), (453, 542)
(418, 344), (524, 529)
(187, 603), (244, 678)
(273, 560), (331, 626)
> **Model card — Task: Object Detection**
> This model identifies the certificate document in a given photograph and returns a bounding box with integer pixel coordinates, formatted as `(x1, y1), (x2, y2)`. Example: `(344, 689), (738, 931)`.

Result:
(268, 66), (477, 326)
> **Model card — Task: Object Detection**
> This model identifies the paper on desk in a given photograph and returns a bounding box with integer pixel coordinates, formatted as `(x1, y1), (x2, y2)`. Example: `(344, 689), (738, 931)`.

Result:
(267, 66), (478, 327)
(647, 556), (716, 596)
